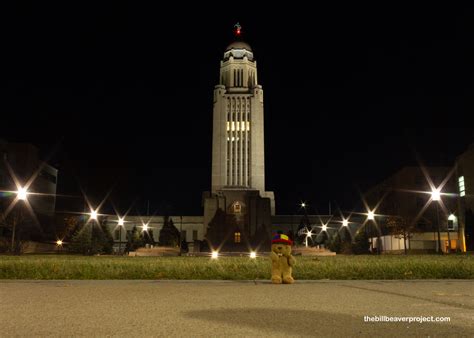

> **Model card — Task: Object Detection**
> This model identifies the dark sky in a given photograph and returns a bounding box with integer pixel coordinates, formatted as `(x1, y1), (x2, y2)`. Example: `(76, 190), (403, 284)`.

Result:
(2, 3), (473, 215)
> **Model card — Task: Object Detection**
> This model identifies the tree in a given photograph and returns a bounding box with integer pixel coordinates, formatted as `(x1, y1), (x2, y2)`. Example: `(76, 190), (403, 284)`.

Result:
(385, 216), (418, 254)
(69, 224), (92, 255)
(125, 225), (145, 252)
(69, 217), (114, 255)
(338, 226), (353, 254)
(143, 229), (155, 246)
(315, 230), (329, 247)
(328, 231), (342, 253)
(57, 216), (79, 243)
(0, 207), (39, 255)
(159, 216), (180, 247)
(352, 229), (370, 254)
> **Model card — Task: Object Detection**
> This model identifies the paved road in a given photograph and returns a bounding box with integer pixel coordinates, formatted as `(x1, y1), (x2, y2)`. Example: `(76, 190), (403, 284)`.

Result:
(1, 280), (473, 337)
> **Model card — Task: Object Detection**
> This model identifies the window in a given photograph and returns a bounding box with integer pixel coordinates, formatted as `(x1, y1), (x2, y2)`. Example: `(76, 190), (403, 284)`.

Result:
(447, 220), (455, 230)
(114, 230), (120, 241)
(459, 176), (466, 197)
(233, 202), (241, 213)
(193, 230), (198, 241)
(234, 232), (241, 243)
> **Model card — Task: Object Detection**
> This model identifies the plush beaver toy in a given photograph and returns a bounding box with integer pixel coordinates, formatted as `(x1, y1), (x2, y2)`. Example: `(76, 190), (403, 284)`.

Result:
(270, 232), (296, 284)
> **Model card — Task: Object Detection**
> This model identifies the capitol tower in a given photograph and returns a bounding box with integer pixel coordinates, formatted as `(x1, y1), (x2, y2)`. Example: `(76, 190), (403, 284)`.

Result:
(203, 24), (274, 250)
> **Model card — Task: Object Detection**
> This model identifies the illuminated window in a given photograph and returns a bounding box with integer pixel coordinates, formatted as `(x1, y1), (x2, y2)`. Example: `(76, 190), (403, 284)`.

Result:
(234, 232), (241, 243)
(458, 176), (465, 197)
(233, 202), (241, 213)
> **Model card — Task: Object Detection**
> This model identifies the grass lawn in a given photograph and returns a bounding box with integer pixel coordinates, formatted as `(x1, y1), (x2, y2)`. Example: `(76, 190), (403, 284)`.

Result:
(0, 254), (473, 280)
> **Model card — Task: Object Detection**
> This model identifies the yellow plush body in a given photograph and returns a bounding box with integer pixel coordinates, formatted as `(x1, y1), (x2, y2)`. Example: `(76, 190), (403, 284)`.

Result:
(270, 243), (296, 284)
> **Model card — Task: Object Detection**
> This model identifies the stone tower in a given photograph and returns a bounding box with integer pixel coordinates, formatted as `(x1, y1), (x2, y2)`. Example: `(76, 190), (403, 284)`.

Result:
(203, 28), (274, 250)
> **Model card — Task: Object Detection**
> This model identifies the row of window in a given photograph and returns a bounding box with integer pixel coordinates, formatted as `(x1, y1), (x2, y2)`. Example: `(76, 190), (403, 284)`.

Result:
(226, 121), (250, 131)
(234, 69), (244, 87)
(459, 176), (465, 197)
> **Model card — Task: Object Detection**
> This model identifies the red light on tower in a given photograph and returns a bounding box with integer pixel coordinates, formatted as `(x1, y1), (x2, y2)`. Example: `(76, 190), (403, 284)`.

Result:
(234, 22), (242, 37)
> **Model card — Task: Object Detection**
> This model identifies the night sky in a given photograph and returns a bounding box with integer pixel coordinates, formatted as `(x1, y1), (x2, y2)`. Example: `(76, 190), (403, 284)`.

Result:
(2, 4), (473, 216)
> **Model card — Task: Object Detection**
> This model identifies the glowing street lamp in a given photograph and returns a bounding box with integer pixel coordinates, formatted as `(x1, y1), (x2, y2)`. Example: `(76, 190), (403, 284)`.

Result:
(300, 202), (306, 208)
(367, 211), (375, 220)
(56, 239), (63, 254)
(321, 224), (327, 232)
(211, 251), (219, 259)
(431, 189), (441, 201)
(118, 218), (125, 226)
(250, 251), (257, 259)
(305, 229), (313, 247)
(142, 222), (149, 232)
(90, 210), (98, 221)
(17, 186), (28, 201)
(342, 219), (349, 227)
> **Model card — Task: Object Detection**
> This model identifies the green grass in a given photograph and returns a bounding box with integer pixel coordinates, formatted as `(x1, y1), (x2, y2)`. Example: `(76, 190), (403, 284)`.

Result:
(0, 254), (473, 280)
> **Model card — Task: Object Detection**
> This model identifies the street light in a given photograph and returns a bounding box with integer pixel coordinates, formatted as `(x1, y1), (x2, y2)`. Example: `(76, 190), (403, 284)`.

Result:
(431, 189), (441, 201)
(117, 217), (125, 255)
(305, 229), (313, 247)
(17, 187), (28, 201)
(211, 251), (218, 259)
(56, 239), (63, 254)
(11, 186), (29, 252)
(180, 215), (183, 256)
(447, 213), (456, 254)
(250, 251), (257, 259)
(90, 209), (98, 221)
(342, 219), (349, 227)
(430, 188), (443, 254)
(367, 211), (375, 221)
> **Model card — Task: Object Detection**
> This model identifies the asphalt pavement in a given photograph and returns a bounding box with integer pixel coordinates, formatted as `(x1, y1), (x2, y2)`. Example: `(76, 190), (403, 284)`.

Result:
(1, 280), (473, 337)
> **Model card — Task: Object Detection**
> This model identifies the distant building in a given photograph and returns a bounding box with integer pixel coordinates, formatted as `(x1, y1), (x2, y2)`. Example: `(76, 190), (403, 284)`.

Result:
(455, 143), (474, 251)
(0, 140), (58, 247)
(0, 140), (58, 217)
(202, 37), (275, 251)
(364, 158), (470, 253)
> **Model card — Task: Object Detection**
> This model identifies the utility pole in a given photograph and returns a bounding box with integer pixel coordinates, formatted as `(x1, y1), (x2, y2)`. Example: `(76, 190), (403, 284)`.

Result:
(179, 215), (183, 256)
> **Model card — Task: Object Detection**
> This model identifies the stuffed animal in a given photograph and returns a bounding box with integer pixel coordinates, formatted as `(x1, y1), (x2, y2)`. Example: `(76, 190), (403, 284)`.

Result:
(270, 233), (296, 284)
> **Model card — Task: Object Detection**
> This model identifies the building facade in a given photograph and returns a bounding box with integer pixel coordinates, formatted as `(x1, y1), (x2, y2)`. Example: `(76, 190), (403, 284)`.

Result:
(455, 143), (474, 251)
(364, 165), (463, 253)
(0, 140), (58, 244)
(203, 38), (275, 250)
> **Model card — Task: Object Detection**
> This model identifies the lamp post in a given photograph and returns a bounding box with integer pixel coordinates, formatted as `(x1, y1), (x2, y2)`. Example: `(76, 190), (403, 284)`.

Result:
(118, 217), (125, 255)
(89, 209), (98, 254)
(431, 189), (443, 254)
(11, 186), (28, 253)
(179, 215), (183, 256)
(447, 214), (455, 254)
